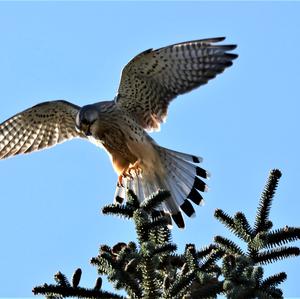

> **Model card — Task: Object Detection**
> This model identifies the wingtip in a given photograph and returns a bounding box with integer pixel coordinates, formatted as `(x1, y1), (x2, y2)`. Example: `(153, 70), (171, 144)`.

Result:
(202, 37), (226, 43)
(172, 212), (185, 229)
(190, 212), (196, 219)
(223, 44), (238, 51)
(232, 53), (239, 59)
(180, 199), (195, 218)
(187, 188), (204, 206)
(193, 177), (207, 192)
(214, 36), (226, 42)
(192, 155), (203, 163)
(196, 167), (211, 179)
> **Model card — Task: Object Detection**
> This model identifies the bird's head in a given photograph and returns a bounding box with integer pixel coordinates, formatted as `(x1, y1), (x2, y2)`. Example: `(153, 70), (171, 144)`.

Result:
(75, 105), (98, 136)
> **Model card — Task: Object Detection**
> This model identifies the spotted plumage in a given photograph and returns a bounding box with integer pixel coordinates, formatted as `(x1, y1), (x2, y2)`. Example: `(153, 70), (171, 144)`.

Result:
(0, 37), (238, 228)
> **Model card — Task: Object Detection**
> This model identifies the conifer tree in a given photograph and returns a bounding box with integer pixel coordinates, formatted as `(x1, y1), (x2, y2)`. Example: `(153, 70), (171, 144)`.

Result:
(33, 169), (299, 298)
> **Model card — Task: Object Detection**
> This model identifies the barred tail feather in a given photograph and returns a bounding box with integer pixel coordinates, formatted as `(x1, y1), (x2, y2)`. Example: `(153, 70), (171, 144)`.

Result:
(114, 181), (125, 204)
(112, 146), (209, 228)
(168, 152), (210, 179)
(160, 146), (204, 164)
(154, 146), (209, 228)
(134, 174), (144, 201)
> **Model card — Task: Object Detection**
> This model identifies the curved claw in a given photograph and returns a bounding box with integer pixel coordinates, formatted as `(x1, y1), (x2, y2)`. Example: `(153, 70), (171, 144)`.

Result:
(118, 160), (142, 188)
(117, 175), (124, 188)
(127, 159), (142, 177)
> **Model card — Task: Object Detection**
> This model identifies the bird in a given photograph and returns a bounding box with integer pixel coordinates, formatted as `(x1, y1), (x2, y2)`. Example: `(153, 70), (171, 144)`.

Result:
(0, 37), (237, 228)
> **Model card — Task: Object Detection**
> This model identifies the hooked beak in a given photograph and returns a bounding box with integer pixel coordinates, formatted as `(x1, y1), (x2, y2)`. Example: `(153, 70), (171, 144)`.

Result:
(75, 123), (92, 136)
(75, 124), (81, 133)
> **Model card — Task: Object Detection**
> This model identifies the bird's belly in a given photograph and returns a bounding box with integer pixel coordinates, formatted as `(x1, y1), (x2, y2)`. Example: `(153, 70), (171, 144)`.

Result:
(127, 137), (163, 175)
(87, 135), (105, 149)
(88, 135), (136, 175)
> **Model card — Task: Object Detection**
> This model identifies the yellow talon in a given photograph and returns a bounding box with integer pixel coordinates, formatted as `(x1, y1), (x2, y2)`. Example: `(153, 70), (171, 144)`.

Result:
(118, 160), (142, 187)
(127, 159), (142, 176)
(117, 175), (124, 187)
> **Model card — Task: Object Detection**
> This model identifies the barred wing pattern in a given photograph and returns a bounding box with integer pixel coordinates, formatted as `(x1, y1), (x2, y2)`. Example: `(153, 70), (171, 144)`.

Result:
(0, 100), (83, 159)
(116, 37), (238, 131)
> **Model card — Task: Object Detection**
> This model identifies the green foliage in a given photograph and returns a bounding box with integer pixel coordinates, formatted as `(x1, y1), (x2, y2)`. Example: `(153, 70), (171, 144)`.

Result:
(32, 269), (125, 299)
(212, 169), (299, 298)
(254, 169), (281, 234)
(33, 170), (299, 298)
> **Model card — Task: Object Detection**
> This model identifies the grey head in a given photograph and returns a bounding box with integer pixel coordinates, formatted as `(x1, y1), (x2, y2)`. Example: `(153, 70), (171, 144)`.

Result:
(75, 104), (99, 136)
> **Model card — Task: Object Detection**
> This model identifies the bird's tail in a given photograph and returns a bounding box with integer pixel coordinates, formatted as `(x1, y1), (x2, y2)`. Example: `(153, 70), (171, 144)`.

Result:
(113, 145), (210, 228)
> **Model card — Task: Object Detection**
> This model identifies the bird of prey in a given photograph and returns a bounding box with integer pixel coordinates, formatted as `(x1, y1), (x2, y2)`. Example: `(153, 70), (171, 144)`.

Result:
(0, 37), (237, 228)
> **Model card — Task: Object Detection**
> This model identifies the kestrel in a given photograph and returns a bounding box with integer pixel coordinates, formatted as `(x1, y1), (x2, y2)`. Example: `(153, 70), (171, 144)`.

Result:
(0, 37), (237, 228)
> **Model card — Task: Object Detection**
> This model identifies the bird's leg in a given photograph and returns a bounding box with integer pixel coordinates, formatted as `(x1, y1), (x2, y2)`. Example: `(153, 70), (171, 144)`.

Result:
(117, 160), (142, 187)
(127, 159), (142, 176)
(118, 159), (142, 188)
(117, 167), (134, 188)
(117, 175), (124, 188)
(117, 172), (133, 187)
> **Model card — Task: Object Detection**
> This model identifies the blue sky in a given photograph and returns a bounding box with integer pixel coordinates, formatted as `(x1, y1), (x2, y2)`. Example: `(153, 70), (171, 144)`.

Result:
(0, 1), (299, 298)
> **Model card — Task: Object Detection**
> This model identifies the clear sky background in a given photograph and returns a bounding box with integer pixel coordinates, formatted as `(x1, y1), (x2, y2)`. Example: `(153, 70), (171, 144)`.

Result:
(0, 1), (299, 298)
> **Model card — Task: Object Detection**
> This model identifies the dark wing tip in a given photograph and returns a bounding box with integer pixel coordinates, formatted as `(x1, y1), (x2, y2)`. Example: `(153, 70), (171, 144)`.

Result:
(217, 44), (237, 51)
(209, 36), (226, 43)
(224, 53), (239, 59)
(172, 212), (185, 229)
(187, 188), (204, 205)
(196, 166), (209, 179)
(180, 199), (195, 218)
(192, 156), (201, 163)
(194, 37), (226, 44)
(193, 177), (208, 192)
(157, 37), (227, 52)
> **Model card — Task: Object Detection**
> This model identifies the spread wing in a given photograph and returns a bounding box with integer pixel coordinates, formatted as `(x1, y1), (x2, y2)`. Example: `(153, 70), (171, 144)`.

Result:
(0, 100), (84, 159)
(116, 37), (238, 131)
